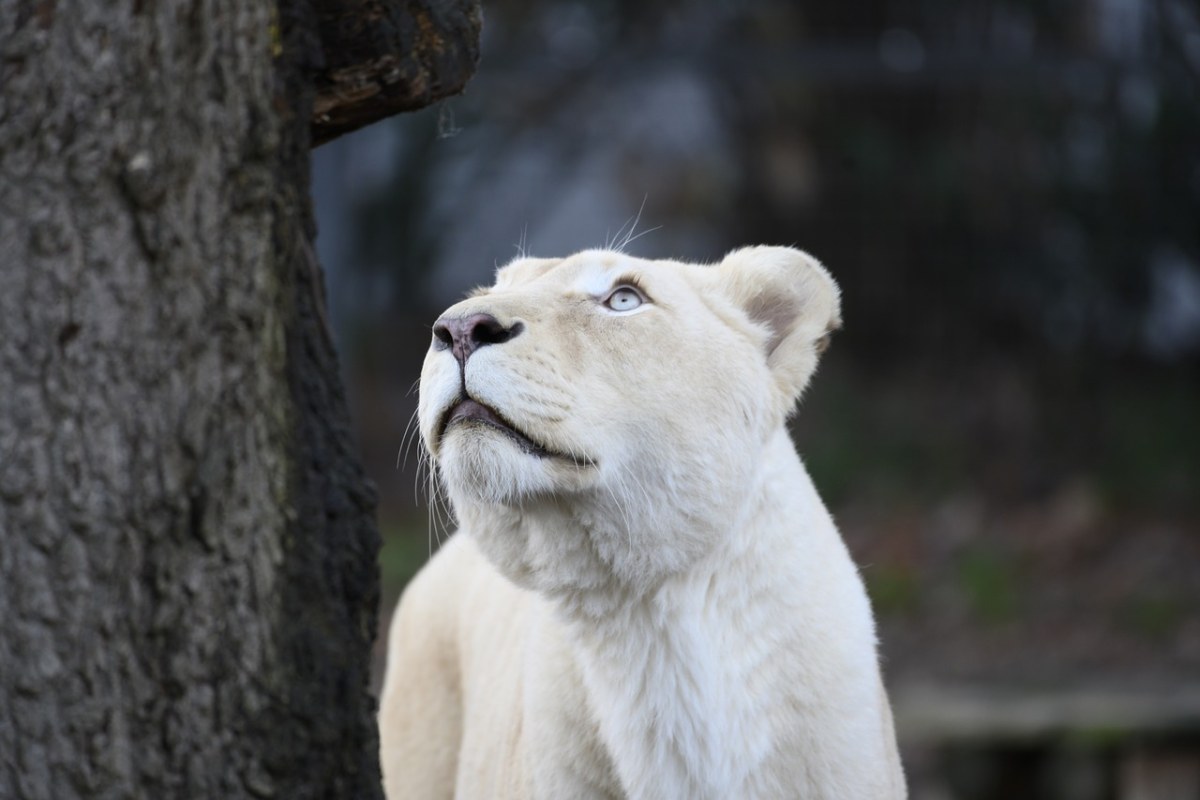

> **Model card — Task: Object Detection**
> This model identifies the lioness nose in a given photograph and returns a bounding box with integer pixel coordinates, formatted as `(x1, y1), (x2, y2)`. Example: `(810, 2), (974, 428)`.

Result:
(432, 313), (523, 364)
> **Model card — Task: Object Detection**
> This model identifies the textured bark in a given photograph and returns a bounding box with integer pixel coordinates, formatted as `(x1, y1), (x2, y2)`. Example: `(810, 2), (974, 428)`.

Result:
(310, 0), (482, 145)
(0, 0), (454, 796)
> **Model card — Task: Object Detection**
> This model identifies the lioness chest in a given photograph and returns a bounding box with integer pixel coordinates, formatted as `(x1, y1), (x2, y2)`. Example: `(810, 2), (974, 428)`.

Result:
(448, 536), (622, 799)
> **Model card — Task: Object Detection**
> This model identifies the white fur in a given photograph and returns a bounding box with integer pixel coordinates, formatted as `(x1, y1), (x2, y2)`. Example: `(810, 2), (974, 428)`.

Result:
(380, 247), (906, 799)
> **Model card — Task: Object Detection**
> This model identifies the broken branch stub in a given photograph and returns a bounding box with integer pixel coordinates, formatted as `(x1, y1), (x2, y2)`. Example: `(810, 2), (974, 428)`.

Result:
(310, 0), (482, 146)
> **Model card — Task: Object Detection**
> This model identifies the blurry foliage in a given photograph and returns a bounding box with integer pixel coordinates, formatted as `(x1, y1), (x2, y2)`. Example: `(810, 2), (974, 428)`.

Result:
(322, 2), (1200, 692)
(331, 19), (1200, 777)
(315, 0), (1200, 540)
(325, 0), (1200, 367)
(1120, 592), (1185, 640)
(378, 518), (437, 600)
(957, 547), (1021, 626)
(865, 564), (923, 617)
(326, 19), (1200, 796)
(794, 359), (1198, 515)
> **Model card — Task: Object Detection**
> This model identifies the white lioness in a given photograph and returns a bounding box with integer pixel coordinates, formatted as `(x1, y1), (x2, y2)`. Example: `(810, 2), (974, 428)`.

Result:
(379, 246), (906, 799)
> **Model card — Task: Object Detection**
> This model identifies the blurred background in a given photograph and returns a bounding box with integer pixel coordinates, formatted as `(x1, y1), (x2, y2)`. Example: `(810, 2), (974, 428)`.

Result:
(312, 1), (1200, 796)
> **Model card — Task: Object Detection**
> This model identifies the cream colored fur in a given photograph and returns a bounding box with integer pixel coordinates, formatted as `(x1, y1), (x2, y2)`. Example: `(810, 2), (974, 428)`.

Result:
(379, 246), (906, 799)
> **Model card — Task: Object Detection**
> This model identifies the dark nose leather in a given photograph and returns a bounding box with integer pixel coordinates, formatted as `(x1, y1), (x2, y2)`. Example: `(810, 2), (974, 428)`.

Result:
(432, 313), (523, 364)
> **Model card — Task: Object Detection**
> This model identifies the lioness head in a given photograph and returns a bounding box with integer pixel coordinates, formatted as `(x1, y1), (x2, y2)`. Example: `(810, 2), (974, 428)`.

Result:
(419, 246), (840, 599)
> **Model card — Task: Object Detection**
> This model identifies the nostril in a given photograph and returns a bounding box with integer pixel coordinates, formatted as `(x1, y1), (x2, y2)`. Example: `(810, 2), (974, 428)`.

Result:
(434, 313), (523, 360)
(463, 315), (525, 347)
(432, 322), (454, 350)
(470, 315), (514, 346)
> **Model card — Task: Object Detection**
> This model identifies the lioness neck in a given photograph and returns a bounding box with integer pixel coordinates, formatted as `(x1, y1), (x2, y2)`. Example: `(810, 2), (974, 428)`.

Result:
(553, 430), (860, 800)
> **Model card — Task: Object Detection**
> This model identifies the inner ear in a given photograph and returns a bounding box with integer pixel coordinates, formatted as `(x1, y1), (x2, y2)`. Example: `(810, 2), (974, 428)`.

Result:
(714, 245), (842, 401)
(814, 311), (844, 355)
(743, 292), (800, 356)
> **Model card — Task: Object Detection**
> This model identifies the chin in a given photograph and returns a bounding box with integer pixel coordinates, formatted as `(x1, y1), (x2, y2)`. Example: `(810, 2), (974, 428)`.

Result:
(440, 424), (601, 509)
(438, 428), (538, 506)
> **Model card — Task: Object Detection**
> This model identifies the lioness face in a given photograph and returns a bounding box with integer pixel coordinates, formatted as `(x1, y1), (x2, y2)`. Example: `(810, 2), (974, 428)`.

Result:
(419, 247), (839, 594)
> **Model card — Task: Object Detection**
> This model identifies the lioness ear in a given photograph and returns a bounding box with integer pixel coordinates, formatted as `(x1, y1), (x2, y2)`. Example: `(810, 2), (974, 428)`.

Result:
(715, 246), (842, 402)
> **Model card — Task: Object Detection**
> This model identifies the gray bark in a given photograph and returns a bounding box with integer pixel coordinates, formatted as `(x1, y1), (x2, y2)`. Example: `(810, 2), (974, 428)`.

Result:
(0, 0), (474, 796)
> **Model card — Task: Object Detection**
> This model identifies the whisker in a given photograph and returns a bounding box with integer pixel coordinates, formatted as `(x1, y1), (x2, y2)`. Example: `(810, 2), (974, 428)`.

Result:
(397, 405), (423, 471)
(621, 224), (662, 251)
(606, 202), (638, 252)
(615, 195), (649, 253)
(515, 223), (529, 258)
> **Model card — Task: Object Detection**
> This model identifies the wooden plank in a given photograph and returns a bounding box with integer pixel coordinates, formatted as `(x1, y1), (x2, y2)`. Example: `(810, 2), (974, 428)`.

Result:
(894, 685), (1200, 746)
(1118, 750), (1200, 800)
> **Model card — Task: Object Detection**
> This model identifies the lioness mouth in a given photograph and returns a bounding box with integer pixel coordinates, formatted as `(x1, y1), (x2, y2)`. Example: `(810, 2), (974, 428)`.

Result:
(440, 398), (594, 466)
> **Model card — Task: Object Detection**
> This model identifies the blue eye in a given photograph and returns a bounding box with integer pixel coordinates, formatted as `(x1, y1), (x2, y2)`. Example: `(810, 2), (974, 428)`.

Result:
(605, 286), (644, 312)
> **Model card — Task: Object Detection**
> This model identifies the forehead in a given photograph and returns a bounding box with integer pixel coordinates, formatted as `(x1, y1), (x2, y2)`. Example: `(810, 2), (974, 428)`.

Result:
(491, 250), (680, 295)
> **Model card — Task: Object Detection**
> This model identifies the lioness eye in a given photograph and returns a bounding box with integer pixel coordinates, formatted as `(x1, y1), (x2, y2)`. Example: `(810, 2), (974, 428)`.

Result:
(605, 286), (643, 312)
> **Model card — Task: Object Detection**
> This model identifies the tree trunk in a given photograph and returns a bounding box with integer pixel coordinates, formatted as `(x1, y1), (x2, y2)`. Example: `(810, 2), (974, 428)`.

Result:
(0, 0), (475, 797)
